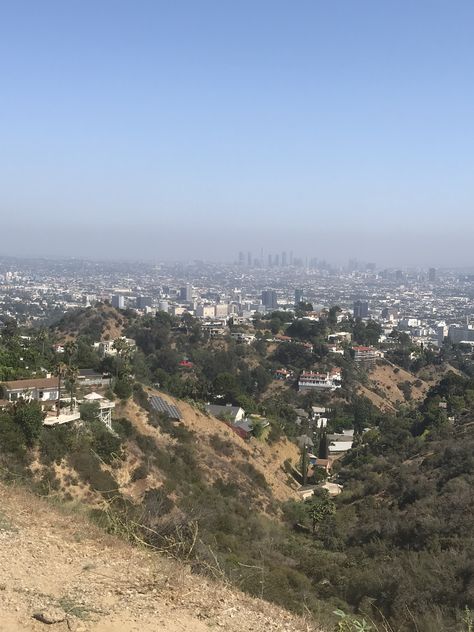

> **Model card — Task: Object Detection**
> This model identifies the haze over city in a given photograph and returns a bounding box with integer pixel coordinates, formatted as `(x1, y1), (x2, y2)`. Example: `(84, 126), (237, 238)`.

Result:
(2, 1), (474, 265)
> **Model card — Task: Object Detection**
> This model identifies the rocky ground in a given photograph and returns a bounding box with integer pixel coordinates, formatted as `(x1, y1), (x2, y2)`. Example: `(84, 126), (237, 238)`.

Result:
(0, 483), (320, 632)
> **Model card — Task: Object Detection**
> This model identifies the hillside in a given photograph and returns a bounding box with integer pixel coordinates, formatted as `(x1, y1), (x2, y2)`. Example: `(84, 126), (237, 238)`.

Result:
(0, 482), (319, 632)
(114, 389), (301, 505)
(356, 360), (430, 411)
(29, 387), (300, 511)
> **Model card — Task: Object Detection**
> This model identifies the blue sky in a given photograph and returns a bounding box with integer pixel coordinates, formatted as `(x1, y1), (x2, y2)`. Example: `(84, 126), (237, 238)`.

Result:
(1, 1), (473, 265)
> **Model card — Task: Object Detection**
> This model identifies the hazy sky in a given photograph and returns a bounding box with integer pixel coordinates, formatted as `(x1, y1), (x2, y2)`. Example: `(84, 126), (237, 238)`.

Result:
(1, 1), (474, 266)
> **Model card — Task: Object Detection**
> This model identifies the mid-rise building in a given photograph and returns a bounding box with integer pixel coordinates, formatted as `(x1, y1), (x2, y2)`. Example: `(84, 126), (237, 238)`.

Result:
(261, 290), (278, 310)
(448, 325), (474, 344)
(294, 289), (304, 305)
(179, 284), (193, 303)
(195, 304), (215, 319)
(353, 300), (369, 319)
(111, 294), (125, 309)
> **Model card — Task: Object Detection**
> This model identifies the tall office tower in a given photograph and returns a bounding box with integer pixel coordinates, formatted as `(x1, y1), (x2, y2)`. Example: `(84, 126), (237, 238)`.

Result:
(111, 294), (125, 309)
(290, 251), (294, 265)
(367, 262), (376, 271)
(238, 251), (245, 266)
(179, 284), (193, 302)
(247, 251), (252, 266)
(274, 253), (280, 267)
(268, 254), (273, 267)
(294, 289), (304, 305)
(281, 251), (287, 266)
(353, 300), (369, 319)
(428, 267), (436, 282)
(261, 290), (278, 310)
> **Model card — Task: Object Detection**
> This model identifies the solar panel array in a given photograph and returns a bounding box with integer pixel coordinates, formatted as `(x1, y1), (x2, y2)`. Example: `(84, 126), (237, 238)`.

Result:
(149, 396), (182, 420)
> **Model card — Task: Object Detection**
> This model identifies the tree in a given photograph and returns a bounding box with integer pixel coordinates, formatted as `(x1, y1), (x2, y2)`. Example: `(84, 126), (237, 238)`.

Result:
(63, 340), (78, 367)
(305, 491), (335, 534)
(113, 376), (133, 400)
(64, 365), (79, 412)
(36, 328), (48, 358)
(317, 430), (329, 459)
(79, 400), (101, 422)
(251, 419), (265, 439)
(328, 305), (341, 328)
(12, 401), (44, 447)
(352, 395), (377, 435)
(54, 362), (67, 417)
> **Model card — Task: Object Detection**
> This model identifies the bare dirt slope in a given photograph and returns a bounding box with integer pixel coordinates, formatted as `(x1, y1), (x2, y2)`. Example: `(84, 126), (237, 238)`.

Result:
(0, 483), (320, 632)
(357, 362), (430, 411)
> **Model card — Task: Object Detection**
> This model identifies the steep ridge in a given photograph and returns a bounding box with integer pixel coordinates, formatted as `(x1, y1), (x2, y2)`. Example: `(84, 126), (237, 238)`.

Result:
(0, 482), (321, 632)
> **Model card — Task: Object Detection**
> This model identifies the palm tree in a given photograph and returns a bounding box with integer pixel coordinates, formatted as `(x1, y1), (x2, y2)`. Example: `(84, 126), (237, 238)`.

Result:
(65, 365), (79, 412)
(64, 340), (78, 367)
(112, 338), (132, 378)
(37, 329), (48, 358)
(54, 362), (67, 417)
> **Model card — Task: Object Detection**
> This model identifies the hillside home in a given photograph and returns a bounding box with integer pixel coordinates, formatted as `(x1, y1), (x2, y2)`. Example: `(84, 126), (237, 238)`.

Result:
(3, 377), (59, 402)
(230, 332), (256, 344)
(327, 332), (352, 343)
(273, 368), (293, 380)
(298, 368), (342, 392)
(205, 403), (245, 424)
(94, 337), (136, 358)
(352, 346), (379, 366)
(77, 369), (111, 386)
(328, 429), (354, 453)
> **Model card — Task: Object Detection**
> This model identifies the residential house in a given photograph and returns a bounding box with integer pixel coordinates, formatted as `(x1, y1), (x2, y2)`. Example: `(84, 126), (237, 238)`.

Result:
(352, 346), (379, 366)
(205, 403), (245, 424)
(273, 368), (293, 380)
(298, 368), (342, 392)
(328, 429), (354, 453)
(77, 369), (111, 386)
(3, 377), (59, 402)
(94, 337), (136, 358)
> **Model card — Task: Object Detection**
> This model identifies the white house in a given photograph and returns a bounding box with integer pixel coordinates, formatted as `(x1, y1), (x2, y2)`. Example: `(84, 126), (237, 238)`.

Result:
(205, 403), (245, 423)
(3, 377), (59, 402)
(298, 368), (342, 392)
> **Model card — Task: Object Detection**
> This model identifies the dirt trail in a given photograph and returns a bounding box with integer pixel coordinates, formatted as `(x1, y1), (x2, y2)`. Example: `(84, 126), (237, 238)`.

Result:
(0, 483), (320, 632)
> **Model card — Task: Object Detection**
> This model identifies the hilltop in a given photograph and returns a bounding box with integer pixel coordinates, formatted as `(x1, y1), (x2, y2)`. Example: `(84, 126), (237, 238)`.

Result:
(52, 304), (129, 343)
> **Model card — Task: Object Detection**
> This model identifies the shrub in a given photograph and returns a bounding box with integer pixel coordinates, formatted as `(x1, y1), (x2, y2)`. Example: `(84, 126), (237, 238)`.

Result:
(209, 433), (235, 456)
(80, 401), (100, 422)
(131, 463), (148, 482)
(114, 377), (133, 399)
(89, 421), (122, 463)
(112, 417), (135, 439)
(237, 461), (269, 490)
(69, 448), (118, 497)
(39, 425), (75, 465)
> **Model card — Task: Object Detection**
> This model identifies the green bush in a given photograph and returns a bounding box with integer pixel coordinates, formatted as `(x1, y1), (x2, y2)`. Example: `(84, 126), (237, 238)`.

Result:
(114, 377), (133, 399)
